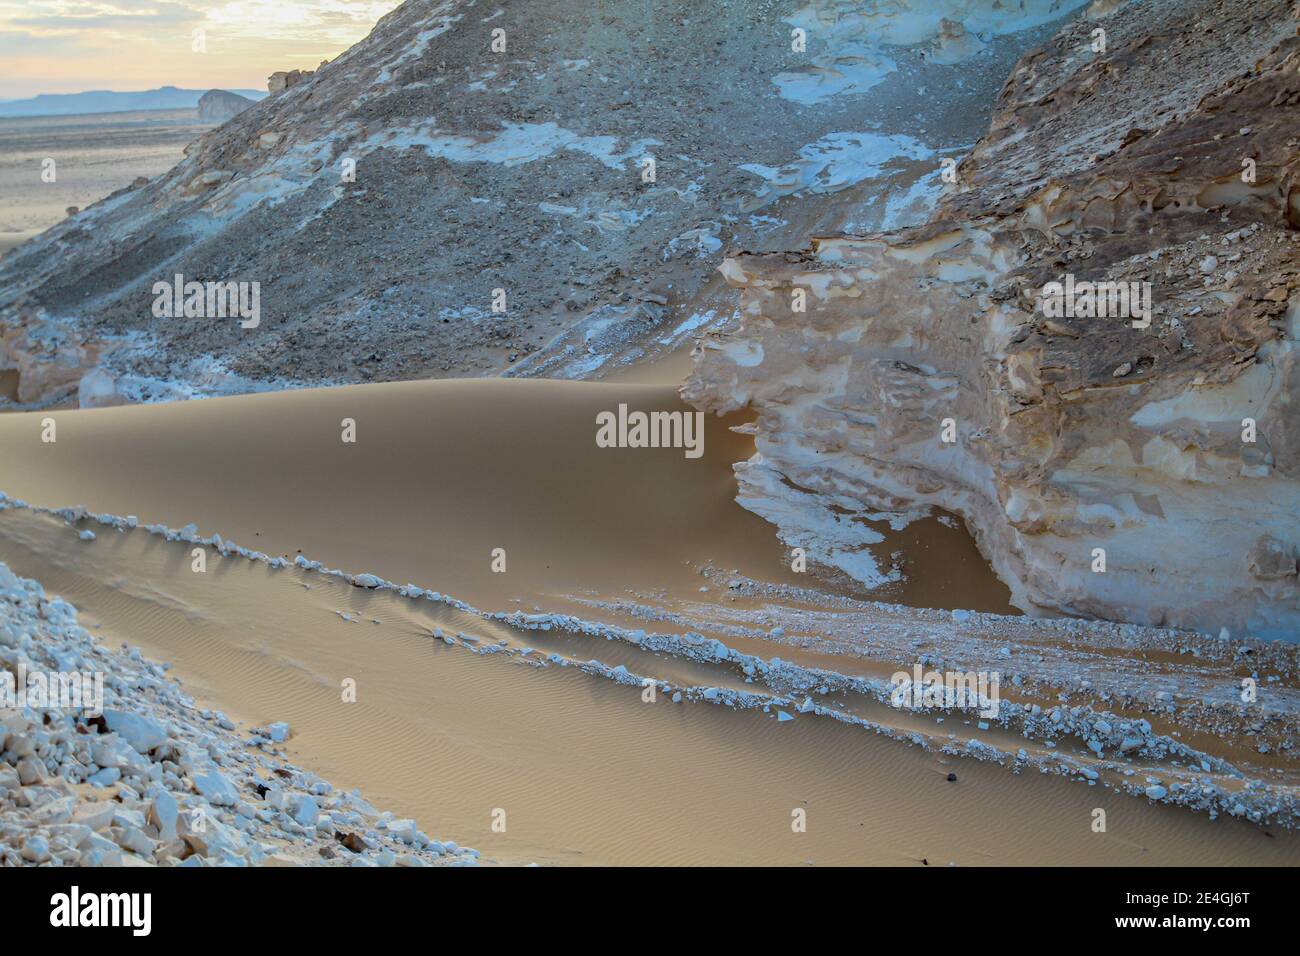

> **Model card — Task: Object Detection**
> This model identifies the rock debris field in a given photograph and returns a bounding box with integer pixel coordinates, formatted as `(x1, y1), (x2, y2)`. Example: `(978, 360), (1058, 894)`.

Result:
(0, 561), (485, 867)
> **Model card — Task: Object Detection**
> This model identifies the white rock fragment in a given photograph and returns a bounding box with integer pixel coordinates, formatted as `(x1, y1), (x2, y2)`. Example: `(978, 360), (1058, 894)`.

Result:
(149, 790), (179, 842)
(21, 835), (51, 863)
(191, 770), (240, 806)
(102, 709), (169, 754)
(287, 794), (319, 828)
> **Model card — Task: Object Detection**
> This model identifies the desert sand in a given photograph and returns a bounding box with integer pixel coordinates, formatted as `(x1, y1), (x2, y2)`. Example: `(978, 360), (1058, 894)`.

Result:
(0, 378), (1011, 615)
(1, 378), (1296, 865)
(0, 109), (209, 245)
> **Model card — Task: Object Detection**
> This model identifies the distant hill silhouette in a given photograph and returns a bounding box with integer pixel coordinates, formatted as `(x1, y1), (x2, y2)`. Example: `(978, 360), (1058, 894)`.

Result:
(0, 86), (266, 118)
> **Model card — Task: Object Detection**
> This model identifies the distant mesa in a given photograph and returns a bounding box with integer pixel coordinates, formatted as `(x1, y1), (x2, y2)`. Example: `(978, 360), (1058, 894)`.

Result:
(0, 86), (267, 118)
(197, 89), (257, 123)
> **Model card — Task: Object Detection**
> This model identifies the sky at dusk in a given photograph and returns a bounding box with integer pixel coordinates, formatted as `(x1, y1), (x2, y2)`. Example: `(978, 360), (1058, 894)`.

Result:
(0, 0), (399, 98)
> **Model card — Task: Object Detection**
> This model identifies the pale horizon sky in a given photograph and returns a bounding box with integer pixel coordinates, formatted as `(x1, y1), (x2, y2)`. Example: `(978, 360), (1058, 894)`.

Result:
(0, 0), (400, 99)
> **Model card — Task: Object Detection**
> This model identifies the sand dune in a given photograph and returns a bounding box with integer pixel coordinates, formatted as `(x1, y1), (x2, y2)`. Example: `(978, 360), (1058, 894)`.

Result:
(2, 500), (1294, 865)
(0, 377), (1010, 614)
(1, 378), (1296, 864)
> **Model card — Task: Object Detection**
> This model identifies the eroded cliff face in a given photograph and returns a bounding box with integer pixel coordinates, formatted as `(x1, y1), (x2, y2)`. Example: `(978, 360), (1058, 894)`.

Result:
(686, 0), (1300, 637)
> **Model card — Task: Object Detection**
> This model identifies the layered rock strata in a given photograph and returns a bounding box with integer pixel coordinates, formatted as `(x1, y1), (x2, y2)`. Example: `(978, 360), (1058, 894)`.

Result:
(686, 0), (1300, 637)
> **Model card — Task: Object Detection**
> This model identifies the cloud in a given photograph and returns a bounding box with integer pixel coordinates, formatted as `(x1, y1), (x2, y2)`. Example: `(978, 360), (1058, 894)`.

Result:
(0, 0), (399, 97)
(0, 27), (79, 53)
(3, 1), (203, 32)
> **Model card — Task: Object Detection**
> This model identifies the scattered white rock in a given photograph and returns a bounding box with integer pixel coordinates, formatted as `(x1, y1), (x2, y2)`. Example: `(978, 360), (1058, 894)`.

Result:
(0, 560), (477, 868)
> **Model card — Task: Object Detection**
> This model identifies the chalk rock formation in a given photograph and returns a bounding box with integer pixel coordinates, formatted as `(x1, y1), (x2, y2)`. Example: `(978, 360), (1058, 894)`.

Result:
(0, 318), (105, 406)
(197, 89), (256, 123)
(686, 0), (1300, 637)
(266, 70), (314, 95)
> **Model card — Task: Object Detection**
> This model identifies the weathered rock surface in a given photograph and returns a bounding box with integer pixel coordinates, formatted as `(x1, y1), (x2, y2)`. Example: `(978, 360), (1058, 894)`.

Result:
(685, 0), (1300, 637)
(266, 70), (315, 96)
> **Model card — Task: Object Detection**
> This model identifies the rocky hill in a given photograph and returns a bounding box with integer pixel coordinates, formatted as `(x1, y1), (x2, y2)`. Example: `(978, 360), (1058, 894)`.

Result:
(0, 0), (1089, 405)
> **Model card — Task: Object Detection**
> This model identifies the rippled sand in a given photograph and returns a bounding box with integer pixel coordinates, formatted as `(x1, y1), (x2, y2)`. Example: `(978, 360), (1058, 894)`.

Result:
(1, 379), (1295, 865)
